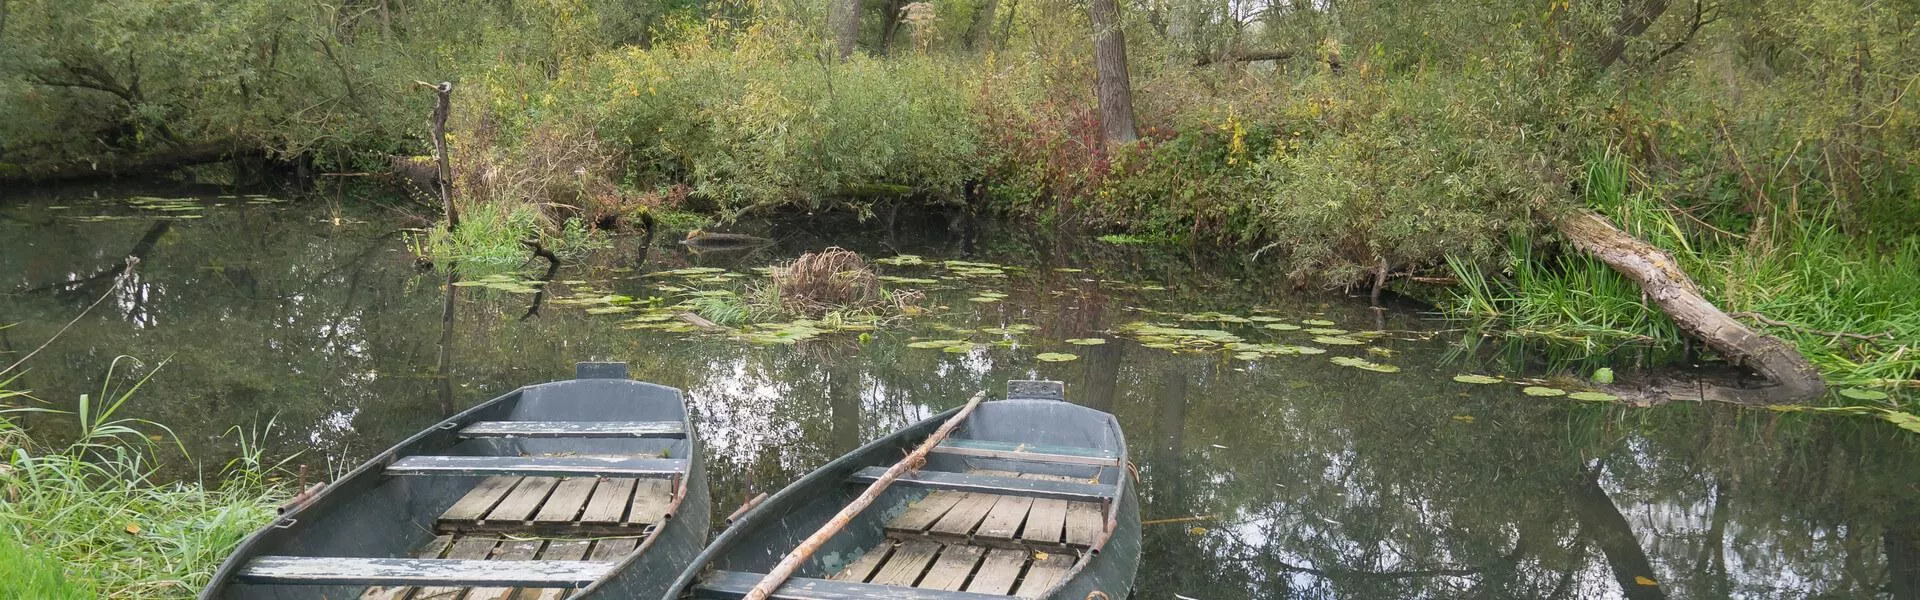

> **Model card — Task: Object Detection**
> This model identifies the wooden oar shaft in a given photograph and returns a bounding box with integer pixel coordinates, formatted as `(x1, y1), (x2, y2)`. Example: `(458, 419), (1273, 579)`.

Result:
(743, 391), (988, 600)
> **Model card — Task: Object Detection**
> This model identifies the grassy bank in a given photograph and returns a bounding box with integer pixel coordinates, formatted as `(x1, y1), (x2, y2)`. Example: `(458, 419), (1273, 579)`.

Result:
(0, 366), (288, 598)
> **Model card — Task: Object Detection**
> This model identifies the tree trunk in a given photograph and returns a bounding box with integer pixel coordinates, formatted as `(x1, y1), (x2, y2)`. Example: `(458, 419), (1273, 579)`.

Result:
(965, 0), (998, 51)
(424, 82), (458, 232)
(1089, 0), (1138, 143)
(1594, 0), (1671, 72)
(830, 0), (863, 61)
(1554, 209), (1825, 403)
(1569, 466), (1668, 600)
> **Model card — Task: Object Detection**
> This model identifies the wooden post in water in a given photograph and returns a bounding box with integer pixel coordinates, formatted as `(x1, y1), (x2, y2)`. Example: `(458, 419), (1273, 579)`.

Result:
(743, 391), (987, 600)
(417, 81), (458, 232)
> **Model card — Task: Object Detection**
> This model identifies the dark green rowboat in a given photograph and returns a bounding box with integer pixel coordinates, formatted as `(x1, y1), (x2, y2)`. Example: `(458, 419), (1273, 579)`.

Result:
(670, 380), (1139, 600)
(203, 362), (710, 600)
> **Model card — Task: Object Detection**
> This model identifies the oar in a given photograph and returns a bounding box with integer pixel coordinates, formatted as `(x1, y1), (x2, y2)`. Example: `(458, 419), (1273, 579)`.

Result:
(743, 390), (988, 600)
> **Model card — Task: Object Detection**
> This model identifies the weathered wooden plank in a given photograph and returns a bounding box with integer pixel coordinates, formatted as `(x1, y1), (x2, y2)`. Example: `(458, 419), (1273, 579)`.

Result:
(932, 439), (1121, 467)
(360, 534), (454, 600)
(626, 478), (674, 525)
(974, 495), (1035, 541)
(436, 521), (659, 537)
(828, 543), (894, 583)
(532, 477), (598, 523)
(916, 545), (984, 592)
(413, 536), (499, 599)
(578, 478), (637, 523)
(867, 539), (941, 587)
(486, 477), (561, 523)
(1021, 499), (1069, 545)
(463, 540), (544, 600)
(961, 548), (1027, 595)
(458, 421), (685, 439)
(849, 468), (1111, 502)
(1062, 502), (1103, 547)
(928, 493), (996, 536)
(695, 570), (1011, 600)
(887, 492), (966, 534)
(236, 556), (609, 587)
(523, 540), (594, 600)
(586, 537), (641, 562)
(440, 476), (523, 524)
(389, 455), (687, 479)
(1013, 552), (1074, 599)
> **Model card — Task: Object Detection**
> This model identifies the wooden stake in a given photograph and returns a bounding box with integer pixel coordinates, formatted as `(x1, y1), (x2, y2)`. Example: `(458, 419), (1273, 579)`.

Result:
(743, 391), (988, 600)
(416, 80), (458, 232)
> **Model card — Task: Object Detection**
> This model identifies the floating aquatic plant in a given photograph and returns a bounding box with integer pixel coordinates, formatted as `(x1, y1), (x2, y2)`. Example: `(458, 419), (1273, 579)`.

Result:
(1568, 391), (1618, 402)
(1036, 352), (1078, 362)
(1263, 323), (1303, 331)
(1452, 374), (1502, 384)
(1065, 338), (1107, 346)
(1522, 386), (1568, 397)
(1330, 356), (1400, 373)
(1311, 336), (1364, 346)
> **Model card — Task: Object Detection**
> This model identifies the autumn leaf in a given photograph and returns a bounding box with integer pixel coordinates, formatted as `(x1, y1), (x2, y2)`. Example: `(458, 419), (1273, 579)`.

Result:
(125, 523), (142, 535)
(1634, 576), (1658, 586)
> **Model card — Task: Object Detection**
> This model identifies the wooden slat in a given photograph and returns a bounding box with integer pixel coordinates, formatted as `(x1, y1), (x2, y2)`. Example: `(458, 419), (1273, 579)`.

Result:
(389, 455), (687, 479)
(626, 478), (674, 525)
(961, 548), (1027, 595)
(916, 545), (984, 592)
(485, 477), (561, 522)
(360, 534), (454, 600)
(412, 536), (499, 599)
(1013, 552), (1074, 599)
(458, 421), (685, 439)
(695, 570), (1011, 600)
(578, 478), (637, 523)
(237, 556), (608, 588)
(829, 543), (894, 583)
(974, 495), (1035, 541)
(463, 540), (544, 600)
(586, 537), (641, 562)
(868, 540), (942, 587)
(533, 478), (598, 523)
(928, 493), (996, 536)
(932, 439), (1121, 467)
(888, 492), (966, 533)
(848, 468), (1111, 502)
(1021, 499), (1069, 545)
(440, 476), (522, 524)
(1062, 502), (1103, 547)
(524, 540), (594, 600)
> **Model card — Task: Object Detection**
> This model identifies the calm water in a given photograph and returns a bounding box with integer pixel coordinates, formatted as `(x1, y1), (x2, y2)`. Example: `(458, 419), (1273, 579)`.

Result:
(2, 188), (1917, 599)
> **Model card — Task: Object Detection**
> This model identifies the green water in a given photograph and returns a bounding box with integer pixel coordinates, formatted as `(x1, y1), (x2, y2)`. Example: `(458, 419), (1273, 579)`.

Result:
(2, 189), (1917, 599)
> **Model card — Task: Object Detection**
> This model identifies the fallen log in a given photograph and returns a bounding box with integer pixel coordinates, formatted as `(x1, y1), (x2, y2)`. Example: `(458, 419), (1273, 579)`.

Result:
(1553, 209), (1825, 403)
(0, 141), (242, 185)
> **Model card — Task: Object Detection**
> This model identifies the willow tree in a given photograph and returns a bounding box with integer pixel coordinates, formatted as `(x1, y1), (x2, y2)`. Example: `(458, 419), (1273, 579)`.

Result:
(830, 0), (862, 60)
(1089, 0), (1137, 142)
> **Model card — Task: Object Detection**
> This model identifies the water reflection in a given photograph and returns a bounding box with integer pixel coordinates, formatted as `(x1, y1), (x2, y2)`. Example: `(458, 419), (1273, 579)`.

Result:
(1, 193), (1916, 599)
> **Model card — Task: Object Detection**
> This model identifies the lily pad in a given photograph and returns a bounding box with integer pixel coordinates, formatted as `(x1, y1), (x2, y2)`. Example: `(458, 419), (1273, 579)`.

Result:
(1302, 319), (1337, 326)
(942, 343), (977, 354)
(1522, 386), (1568, 397)
(980, 325), (1037, 335)
(908, 339), (968, 349)
(1263, 323), (1303, 331)
(968, 296), (1002, 303)
(1568, 391), (1618, 402)
(1036, 352), (1079, 362)
(645, 267), (728, 277)
(878, 276), (941, 285)
(1179, 312), (1252, 324)
(1452, 374), (1503, 384)
(1303, 328), (1348, 336)
(1312, 336), (1365, 346)
(875, 255), (926, 266)
(584, 306), (635, 315)
(1330, 356), (1401, 373)
(1839, 388), (1889, 401)
(1065, 338), (1108, 346)
(1232, 351), (1265, 361)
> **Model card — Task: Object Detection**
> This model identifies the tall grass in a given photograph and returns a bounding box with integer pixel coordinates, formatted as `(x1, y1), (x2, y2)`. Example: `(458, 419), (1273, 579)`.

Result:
(1446, 152), (1920, 399)
(0, 359), (290, 599)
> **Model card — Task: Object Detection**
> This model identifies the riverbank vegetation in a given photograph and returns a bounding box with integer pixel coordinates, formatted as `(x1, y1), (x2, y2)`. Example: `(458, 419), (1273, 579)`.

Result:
(0, 363), (288, 598)
(2, 1), (1913, 398)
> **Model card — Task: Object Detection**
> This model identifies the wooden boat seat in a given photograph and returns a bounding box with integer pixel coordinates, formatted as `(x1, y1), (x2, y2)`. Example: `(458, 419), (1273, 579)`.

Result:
(929, 439), (1122, 467)
(847, 467), (1110, 503)
(236, 555), (611, 588)
(387, 455), (686, 478)
(458, 420), (686, 439)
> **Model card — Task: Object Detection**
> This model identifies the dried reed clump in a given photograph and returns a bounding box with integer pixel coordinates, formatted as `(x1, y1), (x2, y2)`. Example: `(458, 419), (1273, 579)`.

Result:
(772, 248), (879, 314)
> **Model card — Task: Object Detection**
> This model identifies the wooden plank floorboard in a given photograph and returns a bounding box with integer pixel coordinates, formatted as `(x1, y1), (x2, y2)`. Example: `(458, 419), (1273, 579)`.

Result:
(961, 548), (1027, 595)
(360, 534), (454, 600)
(486, 477), (561, 523)
(523, 540), (593, 600)
(1013, 552), (1074, 599)
(867, 540), (941, 587)
(974, 495), (1035, 541)
(586, 537), (641, 562)
(462, 540), (543, 600)
(411, 536), (500, 600)
(578, 478), (636, 523)
(1021, 499), (1069, 545)
(1062, 502), (1103, 547)
(916, 545), (985, 592)
(829, 542), (894, 583)
(626, 478), (674, 526)
(889, 492), (966, 533)
(532, 478), (597, 523)
(441, 477), (522, 524)
(928, 493), (996, 536)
